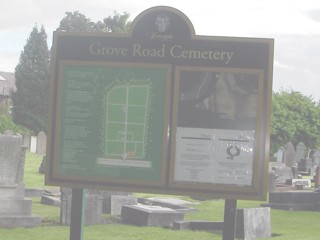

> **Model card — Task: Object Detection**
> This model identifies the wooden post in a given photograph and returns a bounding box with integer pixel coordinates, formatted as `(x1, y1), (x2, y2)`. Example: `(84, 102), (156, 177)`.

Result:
(223, 199), (237, 240)
(69, 188), (85, 240)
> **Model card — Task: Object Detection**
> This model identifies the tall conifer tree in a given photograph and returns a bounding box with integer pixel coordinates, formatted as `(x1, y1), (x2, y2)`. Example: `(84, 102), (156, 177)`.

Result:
(11, 25), (50, 134)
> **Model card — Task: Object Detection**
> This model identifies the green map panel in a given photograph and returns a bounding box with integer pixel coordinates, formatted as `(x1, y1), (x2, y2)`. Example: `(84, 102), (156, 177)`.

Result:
(58, 64), (168, 182)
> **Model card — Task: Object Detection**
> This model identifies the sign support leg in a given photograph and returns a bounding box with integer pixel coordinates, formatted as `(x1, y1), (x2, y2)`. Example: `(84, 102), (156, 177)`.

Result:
(70, 188), (85, 240)
(222, 199), (237, 240)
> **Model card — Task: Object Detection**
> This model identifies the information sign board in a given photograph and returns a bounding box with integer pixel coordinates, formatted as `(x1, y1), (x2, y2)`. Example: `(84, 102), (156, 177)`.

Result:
(46, 6), (274, 200)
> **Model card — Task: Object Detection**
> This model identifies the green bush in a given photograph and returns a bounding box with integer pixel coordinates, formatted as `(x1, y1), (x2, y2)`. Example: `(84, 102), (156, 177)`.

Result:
(0, 112), (31, 134)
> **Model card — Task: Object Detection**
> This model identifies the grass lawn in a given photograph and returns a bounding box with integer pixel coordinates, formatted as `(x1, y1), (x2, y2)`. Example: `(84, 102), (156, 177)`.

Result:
(23, 152), (46, 189)
(1, 152), (319, 239)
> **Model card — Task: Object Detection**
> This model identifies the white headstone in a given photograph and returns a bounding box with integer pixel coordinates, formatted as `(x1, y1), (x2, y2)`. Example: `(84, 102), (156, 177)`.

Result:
(36, 131), (47, 155)
(30, 136), (37, 153)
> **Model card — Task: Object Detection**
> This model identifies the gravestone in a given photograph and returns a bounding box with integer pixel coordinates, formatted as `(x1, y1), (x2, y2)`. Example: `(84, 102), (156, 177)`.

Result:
(235, 208), (272, 240)
(60, 187), (103, 225)
(138, 197), (197, 213)
(30, 136), (37, 153)
(22, 134), (31, 151)
(268, 142), (297, 185)
(101, 191), (132, 213)
(262, 191), (320, 211)
(298, 158), (313, 175)
(36, 131), (47, 155)
(294, 142), (306, 164)
(313, 150), (320, 165)
(0, 132), (41, 228)
(103, 195), (138, 216)
(274, 146), (285, 163)
(269, 162), (293, 184)
(121, 205), (184, 227)
(284, 142), (295, 168)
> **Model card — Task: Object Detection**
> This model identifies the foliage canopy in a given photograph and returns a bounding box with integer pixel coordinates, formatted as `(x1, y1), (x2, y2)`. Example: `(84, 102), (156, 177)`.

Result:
(57, 11), (131, 33)
(270, 90), (320, 154)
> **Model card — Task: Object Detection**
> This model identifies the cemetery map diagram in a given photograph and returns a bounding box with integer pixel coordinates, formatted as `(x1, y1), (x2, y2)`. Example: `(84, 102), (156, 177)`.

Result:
(97, 79), (153, 168)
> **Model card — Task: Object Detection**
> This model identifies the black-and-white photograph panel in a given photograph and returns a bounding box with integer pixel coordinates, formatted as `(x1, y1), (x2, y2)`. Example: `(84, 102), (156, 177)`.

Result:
(177, 70), (261, 130)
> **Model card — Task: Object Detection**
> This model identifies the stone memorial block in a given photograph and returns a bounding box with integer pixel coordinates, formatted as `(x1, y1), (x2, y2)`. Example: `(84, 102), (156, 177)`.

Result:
(0, 135), (24, 184)
(294, 142), (306, 164)
(0, 133), (41, 228)
(263, 191), (320, 211)
(284, 142), (295, 168)
(36, 131), (47, 155)
(121, 205), (184, 227)
(101, 191), (131, 213)
(103, 195), (138, 216)
(235, 208), (272, 240)
(60, 188), (103, 225)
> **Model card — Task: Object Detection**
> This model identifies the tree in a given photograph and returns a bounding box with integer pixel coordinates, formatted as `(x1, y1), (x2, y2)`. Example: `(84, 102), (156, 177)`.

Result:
(57, 11), (103, 32)
(103, 11), (131, 32)
(271, 90), (320, 154)
(11, 25), (50, 134)
(56, 11), (131, 33)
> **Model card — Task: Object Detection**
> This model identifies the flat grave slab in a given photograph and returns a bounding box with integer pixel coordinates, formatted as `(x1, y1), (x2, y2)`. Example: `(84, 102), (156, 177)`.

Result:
(121, 204), (184, 227)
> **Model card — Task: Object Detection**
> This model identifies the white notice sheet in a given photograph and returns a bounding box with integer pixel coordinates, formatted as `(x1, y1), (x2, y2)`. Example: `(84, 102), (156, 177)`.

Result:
(174, 127), (255, 186)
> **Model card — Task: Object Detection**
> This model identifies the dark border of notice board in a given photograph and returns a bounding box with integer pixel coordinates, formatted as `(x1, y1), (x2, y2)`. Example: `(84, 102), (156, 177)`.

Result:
(46, 6), (274, 200)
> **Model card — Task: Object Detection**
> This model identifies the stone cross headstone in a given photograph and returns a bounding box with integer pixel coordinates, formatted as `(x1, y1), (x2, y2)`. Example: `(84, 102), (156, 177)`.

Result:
(284, 142), (295, 168)
(36, 131), (47, 155)
(294, 142), (306, 164)
(0, 132), (41, 228)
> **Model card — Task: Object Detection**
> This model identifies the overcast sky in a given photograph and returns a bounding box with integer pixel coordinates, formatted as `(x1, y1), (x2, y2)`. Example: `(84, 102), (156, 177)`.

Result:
(1, 0), (320, 100)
